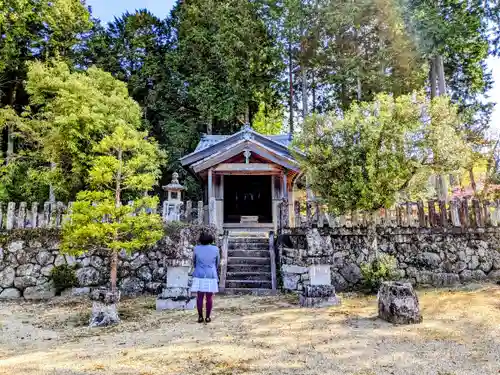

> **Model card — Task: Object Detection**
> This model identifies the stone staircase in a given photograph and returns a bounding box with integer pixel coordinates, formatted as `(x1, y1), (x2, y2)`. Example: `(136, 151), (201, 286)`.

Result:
(224, 233), (274, 295)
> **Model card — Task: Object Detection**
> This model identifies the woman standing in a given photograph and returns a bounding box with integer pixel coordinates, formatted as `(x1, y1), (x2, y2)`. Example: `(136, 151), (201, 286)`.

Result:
(191, 232), (220, 323)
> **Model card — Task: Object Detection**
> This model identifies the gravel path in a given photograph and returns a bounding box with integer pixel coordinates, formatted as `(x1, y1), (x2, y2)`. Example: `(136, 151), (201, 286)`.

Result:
(1, 285), (499, 375)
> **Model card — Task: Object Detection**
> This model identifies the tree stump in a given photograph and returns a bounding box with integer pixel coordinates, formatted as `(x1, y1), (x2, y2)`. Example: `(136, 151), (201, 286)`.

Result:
(89, 288), (121, 327)
(378, 281), (422, 325)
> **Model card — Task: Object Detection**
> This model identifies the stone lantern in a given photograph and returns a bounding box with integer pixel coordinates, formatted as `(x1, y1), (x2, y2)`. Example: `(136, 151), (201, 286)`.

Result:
(162, 172), (185, 221)
(163, 172), (185, 203)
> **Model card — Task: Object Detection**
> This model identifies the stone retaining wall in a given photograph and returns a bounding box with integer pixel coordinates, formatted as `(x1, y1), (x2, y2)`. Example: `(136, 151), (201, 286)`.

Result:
(0, 225), (216, 300)
(279, 227), (500, 292)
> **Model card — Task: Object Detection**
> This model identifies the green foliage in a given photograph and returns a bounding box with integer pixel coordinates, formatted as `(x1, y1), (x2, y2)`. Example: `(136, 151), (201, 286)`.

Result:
(1, 60), (147, 201)
(252, 102), (284, 135)
(50, 264), (78, 295)
(297, 92), (471, 213)
(58, 77), (165, 290)
(403, 0), (494, 148)
(62, 124), (165, 255)
(360, 254), (397, 293)
(62, 194), (163, 255)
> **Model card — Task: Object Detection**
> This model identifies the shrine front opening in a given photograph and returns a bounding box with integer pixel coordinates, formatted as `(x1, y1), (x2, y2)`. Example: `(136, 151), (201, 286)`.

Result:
(223, 175), (272, 224)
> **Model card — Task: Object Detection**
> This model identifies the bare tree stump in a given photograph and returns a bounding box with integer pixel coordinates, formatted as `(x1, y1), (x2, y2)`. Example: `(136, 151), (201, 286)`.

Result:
(89, 288), (121, 327)
(378, 281), (422, 325)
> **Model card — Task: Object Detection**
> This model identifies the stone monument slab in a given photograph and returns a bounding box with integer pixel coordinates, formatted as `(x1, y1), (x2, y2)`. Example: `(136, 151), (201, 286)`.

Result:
(309, 265), (331, 286)
(166, 266), (190, 288)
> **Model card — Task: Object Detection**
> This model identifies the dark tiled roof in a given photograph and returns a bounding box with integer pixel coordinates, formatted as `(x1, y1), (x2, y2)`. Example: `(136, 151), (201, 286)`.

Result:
(194, 134), (292, 152)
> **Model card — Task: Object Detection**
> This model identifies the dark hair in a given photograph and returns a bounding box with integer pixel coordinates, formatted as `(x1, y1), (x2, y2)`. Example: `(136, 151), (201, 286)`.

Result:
(199, 232), (214, 245)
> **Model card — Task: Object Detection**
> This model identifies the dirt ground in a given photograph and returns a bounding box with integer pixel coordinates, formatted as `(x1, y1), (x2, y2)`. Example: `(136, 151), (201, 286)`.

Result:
(0, 284), (499, 375)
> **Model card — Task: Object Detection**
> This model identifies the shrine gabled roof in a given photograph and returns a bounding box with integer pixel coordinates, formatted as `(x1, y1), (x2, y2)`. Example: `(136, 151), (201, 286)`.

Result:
(180, 124), (303, 174)
(193, 133), (293, 152)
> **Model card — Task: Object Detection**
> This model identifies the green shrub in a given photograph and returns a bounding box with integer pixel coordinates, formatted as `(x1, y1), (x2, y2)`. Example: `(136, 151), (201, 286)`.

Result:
(50, 264), (78, 295)
(360, 254), (397, 293)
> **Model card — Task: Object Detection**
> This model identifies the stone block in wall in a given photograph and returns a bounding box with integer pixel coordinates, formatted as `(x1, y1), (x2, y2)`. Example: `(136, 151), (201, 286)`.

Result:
(416, 252), (441, 269)
(41, 265), (54, 277)
(54, 255), (66, 267)
(480, 259), (493, 273)
(488, 270), (500, 280)
(493, 257), (500, 270)
(306, 229), (333, 257)
(7, 241), (24, 253)
(339, 263), (362, 284)
(36, 251), (54, 266)
(472, 270), (486, 280)
(24, 284), (56, 300)
(0, 288), (21, 299)
(120, 277), (144, 297)
(76, 267), (101, 286)
(136, 265), (153, 282)
(0, 267), (15, 288)
(14, 276), (37, 289)
(468, 256), (480, 270)
(331, 272), (349, 292)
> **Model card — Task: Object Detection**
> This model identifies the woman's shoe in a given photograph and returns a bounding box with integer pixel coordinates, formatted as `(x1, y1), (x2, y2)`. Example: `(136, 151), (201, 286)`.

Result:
(205, 317), (212, 323)
(198, 316), (204, 323)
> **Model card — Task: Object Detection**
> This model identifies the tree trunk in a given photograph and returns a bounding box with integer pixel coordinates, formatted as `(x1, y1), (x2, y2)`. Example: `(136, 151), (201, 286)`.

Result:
(312, 71), (316, 112)
(6, 128), (14, 164)
(436, 174), (449, 201)
(207, 116), (212, 135)
(49, 161), (56, 202)
(302, 66), (308, 119)
(110, 250), (118, 292)
(112, 149), (123, 292)
(6, 80), (18, 165)
(436, 55), (446, 95)
(288, 39), (294, 135)
(244, 105), (250, 124)
(357, 77), (362, 101)
(469, 168), (477, 195)
(431, 55), (448, 200)
(429, 57), (437, 99)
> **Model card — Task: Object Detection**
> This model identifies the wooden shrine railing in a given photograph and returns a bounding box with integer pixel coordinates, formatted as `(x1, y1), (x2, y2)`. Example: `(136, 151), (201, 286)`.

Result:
(278, 197), (500, 230)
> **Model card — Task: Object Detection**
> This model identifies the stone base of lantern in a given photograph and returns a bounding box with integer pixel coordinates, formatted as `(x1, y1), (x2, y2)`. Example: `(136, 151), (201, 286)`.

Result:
(156, 287), (196, 310)
(299, 285), (341, 308)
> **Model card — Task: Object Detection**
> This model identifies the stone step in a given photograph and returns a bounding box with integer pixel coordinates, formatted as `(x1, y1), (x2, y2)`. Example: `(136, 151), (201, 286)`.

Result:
(228, 243), (269, 250)
(223, 288), (275, 296)
(228, 249), (269, 258)
(227, 257), (270, 266)
(226, 280), (272, 289)
(228, 238), (268, 244)
(226, 272), (272, 281)
(228, 232), (269, 238)
(227, 264), (271, 273)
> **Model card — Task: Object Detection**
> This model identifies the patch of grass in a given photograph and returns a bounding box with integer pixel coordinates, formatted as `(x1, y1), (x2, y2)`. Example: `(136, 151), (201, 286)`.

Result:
(198, 356), (252, 375)
(352, 371), (377, 375)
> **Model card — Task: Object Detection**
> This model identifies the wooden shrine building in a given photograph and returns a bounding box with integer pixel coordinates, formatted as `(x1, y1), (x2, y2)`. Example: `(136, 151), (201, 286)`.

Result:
(180, 124), (303, 232)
